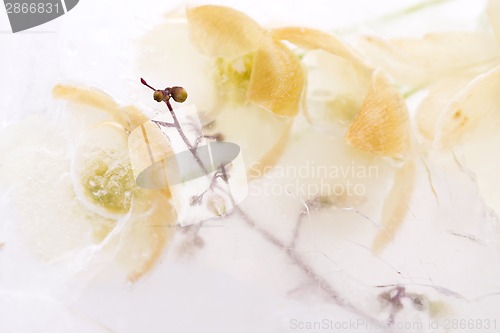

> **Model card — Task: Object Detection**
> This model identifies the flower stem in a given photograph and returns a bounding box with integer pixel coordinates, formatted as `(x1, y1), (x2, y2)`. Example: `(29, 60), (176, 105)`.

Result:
(142, 79), (389, 330)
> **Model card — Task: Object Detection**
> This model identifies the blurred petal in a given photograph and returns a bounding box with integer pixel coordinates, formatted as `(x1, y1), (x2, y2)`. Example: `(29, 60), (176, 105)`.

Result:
(345, 70), (410, 158)
(272, 27), (369, 70)
(115, 189), (176, 282)
(139, 18), (217, 118)
(354, 32), (500, 88)
(416, 76), (473, 141)
(248, 120), (292, 179)
(303, 49), (371, 129)
(372, 160), (415, 253)
(247, 38), (305, 117)
(204, 103), (293, 178)
(428, 66), (500, 219)
(128, 120), (174, 196)
(437, 65), (500, 147)
(0, 116), (100, 260)
(273, 27), (373, 128)
(52, 85), (148, 132)
(487, 0), (500, 43)
(186, 5), (266, 59)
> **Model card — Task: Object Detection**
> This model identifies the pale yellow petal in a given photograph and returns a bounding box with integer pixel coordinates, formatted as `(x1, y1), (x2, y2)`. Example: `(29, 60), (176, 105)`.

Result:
(186, 5), (266, 59)
(372, 160), (415, 253)
(247, 120), (292, 180)
(487, 0), (500, 43)
(115, 189), (176, 282)
(272, 27), (372, 124)
(203, 103), (292, 178)
(459, 127), (500, 218)
(271, 27), (369, 70)
(271, 27), (373, 125)
(139, 19), (218, 118)
(434, 68), (500, 224)
(416, 77), (473, 141)
(127, 121), (174, 196)
(303, 49), (371, 129)
(345, 70), (410, 158)
(354, 32), (500, 88)
(437, 65), (500, 147)
(120, 105), (150, 132)
(440, 68), (500, 219)
(52, 85), (148, 132)
(0, 116), (99, 261)
(246, 38), (305, 117)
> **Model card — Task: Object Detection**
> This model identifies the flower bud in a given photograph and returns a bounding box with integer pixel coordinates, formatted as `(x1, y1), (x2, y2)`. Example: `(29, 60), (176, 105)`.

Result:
(170, 87), (188, 103)
(153, 90), (166, 102)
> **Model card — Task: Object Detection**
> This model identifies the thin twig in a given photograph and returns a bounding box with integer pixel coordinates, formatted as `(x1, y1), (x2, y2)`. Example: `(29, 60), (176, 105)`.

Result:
(233, 204), (389, 329)
(141, 79), (389, 331)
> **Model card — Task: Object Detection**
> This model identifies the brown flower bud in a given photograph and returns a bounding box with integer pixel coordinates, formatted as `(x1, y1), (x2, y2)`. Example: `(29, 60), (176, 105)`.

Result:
(170, 86), (188, 103)
(153, 90), (166, 102)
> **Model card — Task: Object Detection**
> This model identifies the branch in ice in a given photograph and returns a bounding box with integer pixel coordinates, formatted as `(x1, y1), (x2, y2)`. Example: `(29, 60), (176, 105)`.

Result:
(377, 284), (457, 324)
(190, 164), (231, 207)
(152, 119), (175, 128)
(141, 78), (208, 175)
(289, 194), (377, 249)
(140, 78), (388, 330)
(232, 203), (388, 329)
(290, 195), (332, 248)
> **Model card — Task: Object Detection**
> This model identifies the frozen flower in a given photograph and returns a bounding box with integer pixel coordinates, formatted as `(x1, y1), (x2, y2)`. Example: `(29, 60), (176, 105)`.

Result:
(0, 85), (177, 282)
(351, 0), (500, 220)
(182, 5), (418, 252)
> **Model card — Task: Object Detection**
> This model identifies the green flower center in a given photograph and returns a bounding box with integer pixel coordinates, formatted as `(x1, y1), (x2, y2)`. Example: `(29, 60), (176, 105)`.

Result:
(81, 151), (136, 214)
(215, 52), (255, 104)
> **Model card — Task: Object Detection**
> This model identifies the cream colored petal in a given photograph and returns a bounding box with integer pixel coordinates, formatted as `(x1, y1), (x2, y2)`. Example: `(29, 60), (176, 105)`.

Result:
(247, 120), (292, 180)
(114, 189), (176, 282)
(121, 105), (150, 132)
(0, 116), (99, 261)
(276, 27), (374, 128)
(437, 65), (500, 147)
(416, 76), (474, 141)
(186, 5), (266, 59)
(488, 0), (500, 43)
(272, 27), (369, 70)
(52, 85), (148, 132)
(372, 160), (415, 253)
(203, 103), (292, 179)
(128, 122), (173, 181)
(271, 27), (372, 123)
(52, 84), (126, 126)
(139, 19), (217, 118)
(303, 49), (371, 129)
(354, 32), (500, 88)
(246, 38), (305, 117)
(345, 70), (410, 159)
(421, 66), (500, 238)
(459, 128), (500, 218)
